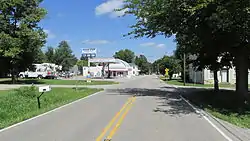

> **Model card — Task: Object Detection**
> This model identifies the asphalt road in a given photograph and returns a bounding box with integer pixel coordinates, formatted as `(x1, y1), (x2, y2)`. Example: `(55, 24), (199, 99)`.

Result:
(0, 75), (230, 141)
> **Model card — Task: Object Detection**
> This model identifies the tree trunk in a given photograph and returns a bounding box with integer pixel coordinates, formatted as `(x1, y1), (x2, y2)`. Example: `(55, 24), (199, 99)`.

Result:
(235, 52), (249, 102)
(11, 69), (16, 84)
(213, 70), (219, 92)
(169, 74), (173, 80)
(107, 63), (111, 78)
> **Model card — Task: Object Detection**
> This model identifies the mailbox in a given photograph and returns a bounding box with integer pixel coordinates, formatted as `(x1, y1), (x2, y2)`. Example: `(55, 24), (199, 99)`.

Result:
(39, 85), (51, 93)
(37, 85), (51, 109)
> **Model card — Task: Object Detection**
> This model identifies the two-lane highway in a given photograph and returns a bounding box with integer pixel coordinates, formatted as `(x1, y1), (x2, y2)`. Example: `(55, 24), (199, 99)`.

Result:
(0, 75), (231, 141)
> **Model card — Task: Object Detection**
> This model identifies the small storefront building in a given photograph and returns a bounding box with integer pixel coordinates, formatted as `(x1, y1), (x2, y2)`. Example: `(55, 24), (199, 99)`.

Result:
(82, 58), (140, 78)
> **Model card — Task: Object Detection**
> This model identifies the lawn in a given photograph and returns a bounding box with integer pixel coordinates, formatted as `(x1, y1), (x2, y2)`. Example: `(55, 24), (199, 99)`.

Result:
(0, 87), (103, 129)
(182, 89), (250, 128)
(0, 90), (8, 96)
(0, 79), (119, 85)
(162, 78), (236, 88)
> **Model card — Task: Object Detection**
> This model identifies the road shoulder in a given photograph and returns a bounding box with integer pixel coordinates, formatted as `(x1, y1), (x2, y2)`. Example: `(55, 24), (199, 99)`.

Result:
(170, 84), (250, 141)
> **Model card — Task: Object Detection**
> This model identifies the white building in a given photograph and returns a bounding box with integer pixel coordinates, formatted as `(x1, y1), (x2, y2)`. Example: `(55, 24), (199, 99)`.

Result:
(188, 55), (250, 84)
(82, 58), (140, 78)
(129, 63), (140, 76)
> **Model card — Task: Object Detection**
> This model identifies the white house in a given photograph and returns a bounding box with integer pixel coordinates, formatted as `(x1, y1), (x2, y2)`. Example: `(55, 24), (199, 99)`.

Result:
(188, 55), (250, 84)
(128, 63), (140, 76)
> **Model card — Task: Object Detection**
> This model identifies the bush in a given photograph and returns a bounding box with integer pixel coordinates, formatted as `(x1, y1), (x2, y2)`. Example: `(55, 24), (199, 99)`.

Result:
(14, 86), (37, 98)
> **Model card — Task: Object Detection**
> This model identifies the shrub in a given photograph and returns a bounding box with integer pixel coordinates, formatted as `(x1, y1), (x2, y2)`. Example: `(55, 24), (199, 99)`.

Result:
(14, 86), (38, 98)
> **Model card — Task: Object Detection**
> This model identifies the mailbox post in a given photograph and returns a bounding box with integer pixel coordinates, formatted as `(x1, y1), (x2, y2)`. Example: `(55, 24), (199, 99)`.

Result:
(37, 86), (51, 109)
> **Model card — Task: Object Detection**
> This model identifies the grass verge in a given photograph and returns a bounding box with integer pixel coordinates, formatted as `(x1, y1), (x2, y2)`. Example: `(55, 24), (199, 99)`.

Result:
(182, 89), (250, 128)
(0, 87), (103, 129)
(161, 78), (236, 88)
(0, 79), (119, 85)
(0, 90), (8, 96)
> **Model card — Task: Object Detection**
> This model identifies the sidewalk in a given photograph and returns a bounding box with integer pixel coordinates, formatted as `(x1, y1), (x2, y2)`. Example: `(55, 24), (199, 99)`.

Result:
(166, 83), (250, 141)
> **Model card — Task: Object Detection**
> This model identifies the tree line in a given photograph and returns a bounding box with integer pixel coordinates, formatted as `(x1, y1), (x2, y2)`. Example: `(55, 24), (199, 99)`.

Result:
(0, 0), (82, 82)
(152, 55), (182, 80)
(113, 49), (182, 78)
(113, 49), (151, 74)
(42, 41), (78, 71)
(121, 0), (250, 103)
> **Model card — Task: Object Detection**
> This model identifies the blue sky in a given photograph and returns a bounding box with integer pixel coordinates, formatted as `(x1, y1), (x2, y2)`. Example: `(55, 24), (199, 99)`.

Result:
(39, 0), (177, 62)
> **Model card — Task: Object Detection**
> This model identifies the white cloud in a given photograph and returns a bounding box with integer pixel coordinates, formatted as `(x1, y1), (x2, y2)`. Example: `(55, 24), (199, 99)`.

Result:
(44, 29), (56, 39)
(110, 8), (128, 18)
(82, 40), (111, 45)
(140, 42), (156, 47)
(140, 42), (166, 48)
(95, 0), (127, 18)
(156, 44), (166, 48)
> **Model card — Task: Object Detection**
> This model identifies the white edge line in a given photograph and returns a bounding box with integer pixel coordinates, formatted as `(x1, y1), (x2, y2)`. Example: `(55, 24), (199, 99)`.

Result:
(179, 95), (233, 141)
(0, 90), (104, 133)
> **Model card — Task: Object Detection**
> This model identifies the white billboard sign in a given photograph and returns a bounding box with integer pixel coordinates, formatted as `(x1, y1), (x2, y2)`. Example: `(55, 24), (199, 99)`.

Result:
(82, 48), (97, 54)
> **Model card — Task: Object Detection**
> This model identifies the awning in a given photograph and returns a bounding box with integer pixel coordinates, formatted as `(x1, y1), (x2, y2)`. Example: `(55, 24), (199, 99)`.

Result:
(105, 69), (128, 72)
(89, 58), (117, 63)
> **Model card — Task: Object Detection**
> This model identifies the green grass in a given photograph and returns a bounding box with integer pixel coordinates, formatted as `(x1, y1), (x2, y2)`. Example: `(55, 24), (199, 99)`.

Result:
(0, 78), (9, 81)
(0, 90), (8, 96)
(0, 79), (119, 85)
(161, 78), (236, 88)
(182, 90), (250, 128)
(0, 86), (103, 129)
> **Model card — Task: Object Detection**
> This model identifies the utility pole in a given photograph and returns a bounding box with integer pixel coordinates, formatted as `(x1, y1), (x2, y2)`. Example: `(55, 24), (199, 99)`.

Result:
(157, 64), (160, 75)
(183, 53), (186, 86)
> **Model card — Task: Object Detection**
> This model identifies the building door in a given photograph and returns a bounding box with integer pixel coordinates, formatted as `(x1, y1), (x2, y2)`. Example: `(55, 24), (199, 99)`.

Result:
(221, 70), (228, 82)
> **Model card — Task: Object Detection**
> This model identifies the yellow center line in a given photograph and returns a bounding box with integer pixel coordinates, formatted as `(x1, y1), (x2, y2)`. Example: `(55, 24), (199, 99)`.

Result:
(106, 97), (136, 140)
(96, 96), (134, 141)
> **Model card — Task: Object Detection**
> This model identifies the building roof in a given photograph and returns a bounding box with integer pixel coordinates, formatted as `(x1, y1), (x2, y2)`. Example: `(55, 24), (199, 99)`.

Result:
(89, 58), (135, 71)
(116, 59), (131, 68)
(89, 58), (117, 63)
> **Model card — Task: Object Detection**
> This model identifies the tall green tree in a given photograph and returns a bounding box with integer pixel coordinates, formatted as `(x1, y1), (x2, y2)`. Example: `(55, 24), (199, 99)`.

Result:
(155, 56), (181, 80)
(45, 46), (55, 63)
(0, 0), (47, 83)
(34, 48), (46, 63)
(153, 56), (181, 79)
(173, 44), (191, 82)
(135, 55), (150, 74)
(54, 41), (77, 71)
(113, 49), (135, 63)
(121, 0), (250, 101)
(76, 59), (88, 74)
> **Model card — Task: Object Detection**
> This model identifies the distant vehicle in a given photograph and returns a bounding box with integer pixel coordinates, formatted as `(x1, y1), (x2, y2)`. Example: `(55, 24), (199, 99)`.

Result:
(19, 63), (62, 79)
(58, 71), (74, 78)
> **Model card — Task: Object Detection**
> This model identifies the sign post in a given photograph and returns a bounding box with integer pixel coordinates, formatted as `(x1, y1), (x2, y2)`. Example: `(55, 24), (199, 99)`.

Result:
(82, 48), (97, 76)
(37, 86), (51, 109)
(165, 68), (169, 78)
